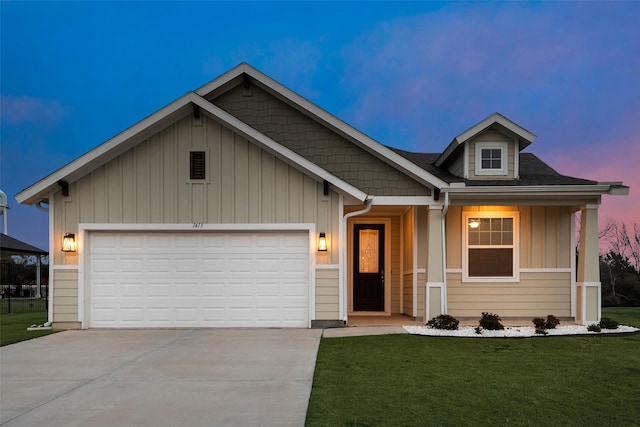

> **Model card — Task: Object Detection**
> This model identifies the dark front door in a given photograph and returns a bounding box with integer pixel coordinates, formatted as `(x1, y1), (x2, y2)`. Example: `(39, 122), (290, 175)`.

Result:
(353, 224), (385, 311)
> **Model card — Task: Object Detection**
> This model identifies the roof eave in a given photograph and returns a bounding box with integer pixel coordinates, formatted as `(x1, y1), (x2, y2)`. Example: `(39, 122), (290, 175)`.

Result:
(16, 93), (196, 205)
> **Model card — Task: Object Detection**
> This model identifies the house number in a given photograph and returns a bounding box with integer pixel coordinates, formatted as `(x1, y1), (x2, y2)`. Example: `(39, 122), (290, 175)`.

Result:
(193, 223), (204, 228)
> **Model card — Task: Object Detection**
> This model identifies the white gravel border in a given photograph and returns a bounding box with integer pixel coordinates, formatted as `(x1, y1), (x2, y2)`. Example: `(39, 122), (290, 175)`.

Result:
(404, 324), (639, 337)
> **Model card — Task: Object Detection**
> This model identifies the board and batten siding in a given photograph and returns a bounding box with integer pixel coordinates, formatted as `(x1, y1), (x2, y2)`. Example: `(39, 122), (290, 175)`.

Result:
(53, 114), (341, 265)
(52, 114), (345, 324)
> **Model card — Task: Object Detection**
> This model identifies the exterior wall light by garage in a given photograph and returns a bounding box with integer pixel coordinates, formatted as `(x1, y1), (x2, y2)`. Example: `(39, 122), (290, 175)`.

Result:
(318, 233), (328, 252)
(62, 233), (77, 252)
(468, 219), (481, 229)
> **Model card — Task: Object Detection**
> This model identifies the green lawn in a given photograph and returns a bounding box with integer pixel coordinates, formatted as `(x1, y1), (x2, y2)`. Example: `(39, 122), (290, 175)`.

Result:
(0, 297), (48, 314)
(602, 306), (640, 328)
(306, 308), (640, 426)
(0, 311), (53, 346)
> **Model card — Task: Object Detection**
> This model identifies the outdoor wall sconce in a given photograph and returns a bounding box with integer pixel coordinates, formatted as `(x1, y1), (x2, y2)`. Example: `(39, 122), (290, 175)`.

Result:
(468, 219), (481, 229)
(317, 233), (328, 252)
(62, 233), (77, 252)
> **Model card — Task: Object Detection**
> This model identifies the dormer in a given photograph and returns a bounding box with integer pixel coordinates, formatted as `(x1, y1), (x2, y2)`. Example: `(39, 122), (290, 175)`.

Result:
(435, 113), (536, 180)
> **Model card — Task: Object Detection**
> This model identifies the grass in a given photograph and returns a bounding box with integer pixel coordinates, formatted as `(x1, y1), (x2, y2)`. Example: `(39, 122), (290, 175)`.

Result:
(306, 308), (640, 426)
(602, 306), (640, 328)
(0, 311), (53, 346)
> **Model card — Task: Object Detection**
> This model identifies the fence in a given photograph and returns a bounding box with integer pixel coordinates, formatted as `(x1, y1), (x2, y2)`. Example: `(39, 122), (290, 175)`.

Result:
(0, 262), (49, 314)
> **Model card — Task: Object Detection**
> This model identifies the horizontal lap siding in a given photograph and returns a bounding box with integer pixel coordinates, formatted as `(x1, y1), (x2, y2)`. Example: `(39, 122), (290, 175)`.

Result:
(315, 268), (339, 320)
(52, 269), (78, 322)
(446, 271), (571, 317)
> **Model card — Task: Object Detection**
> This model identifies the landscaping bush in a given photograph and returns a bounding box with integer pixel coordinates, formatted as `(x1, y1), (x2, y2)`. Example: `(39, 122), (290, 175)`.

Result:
(479, 312), (504, 330)
(545, 314), (560, 329)
(587, 324), (601, 332)
(598, 317), (619, 330)
(426, 314), (459, 330)
(532, 318), (548, 335)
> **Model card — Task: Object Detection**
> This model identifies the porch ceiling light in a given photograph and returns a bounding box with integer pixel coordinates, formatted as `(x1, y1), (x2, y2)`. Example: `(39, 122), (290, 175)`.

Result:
(468, 219), (481, 229)
(62, 233), (77, 252)
(318, 232), (328, 252)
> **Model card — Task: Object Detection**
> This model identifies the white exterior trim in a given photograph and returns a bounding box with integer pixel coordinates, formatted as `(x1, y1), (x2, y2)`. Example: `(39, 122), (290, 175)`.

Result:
(78, 223), (317, 329)
(446, 268), (463, 274)
(463, 143), (469, 179)
(426, 281), (446, 320)
(369, 196), (432, 206)
(339, 195), (346, 322)
(474, 141), (508, 176)
(48, 192), (54, 323)
(316, 264), (340, 270)
(577, 281), (601, 325)
(413, 212), (418, 317)
(347, 217), (392, 316)
(462, 211), (520, 283)
(570, 212), (577, 317)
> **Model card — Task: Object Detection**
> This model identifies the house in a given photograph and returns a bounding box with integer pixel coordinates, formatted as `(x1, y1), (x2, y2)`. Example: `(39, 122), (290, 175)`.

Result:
(16, 63), (628, 329)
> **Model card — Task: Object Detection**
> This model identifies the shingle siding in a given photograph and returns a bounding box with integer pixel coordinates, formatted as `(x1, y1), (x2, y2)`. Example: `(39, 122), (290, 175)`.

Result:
(212, 84), (430, 196)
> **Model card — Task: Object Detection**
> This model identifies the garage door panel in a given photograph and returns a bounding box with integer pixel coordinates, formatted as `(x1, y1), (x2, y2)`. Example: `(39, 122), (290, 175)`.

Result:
(89, 230), (309, 328)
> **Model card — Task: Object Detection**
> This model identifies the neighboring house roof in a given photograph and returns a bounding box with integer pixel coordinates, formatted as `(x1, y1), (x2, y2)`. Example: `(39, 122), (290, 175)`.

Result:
(1, 233), (47, 257)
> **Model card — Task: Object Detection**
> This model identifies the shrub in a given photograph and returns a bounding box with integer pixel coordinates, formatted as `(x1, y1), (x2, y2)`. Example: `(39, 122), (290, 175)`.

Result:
(598, 317), (619, 330)
(474, 326), (482, 335)
(545, 314), (560, 329)
(479, 312), (504, 330)
(532, 318), (547, 335)
(426, 314), (459, 330)
(587, 324), (601, 332)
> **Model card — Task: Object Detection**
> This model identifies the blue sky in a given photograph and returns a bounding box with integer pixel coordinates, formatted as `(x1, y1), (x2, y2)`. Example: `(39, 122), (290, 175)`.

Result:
(1, 1), (638, 251)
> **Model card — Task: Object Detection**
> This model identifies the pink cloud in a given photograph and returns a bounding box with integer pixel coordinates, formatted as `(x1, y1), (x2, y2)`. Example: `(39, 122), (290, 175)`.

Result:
(0, 95), (68, 127)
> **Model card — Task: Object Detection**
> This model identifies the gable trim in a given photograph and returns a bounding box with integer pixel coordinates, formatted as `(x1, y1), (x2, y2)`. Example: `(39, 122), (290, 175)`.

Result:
(197, 63), (449, 190)
(436, 113), (537, 168)
(16, 91), (369, 206)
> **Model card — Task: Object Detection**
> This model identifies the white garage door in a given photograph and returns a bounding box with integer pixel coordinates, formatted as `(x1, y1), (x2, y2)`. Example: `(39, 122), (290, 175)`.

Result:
(88, 230), (309, 328)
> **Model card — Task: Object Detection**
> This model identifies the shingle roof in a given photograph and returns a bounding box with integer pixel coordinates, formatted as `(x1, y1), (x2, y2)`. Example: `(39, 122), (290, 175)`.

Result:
(0, 234), (48, 256)
(388, 148), (597, 186)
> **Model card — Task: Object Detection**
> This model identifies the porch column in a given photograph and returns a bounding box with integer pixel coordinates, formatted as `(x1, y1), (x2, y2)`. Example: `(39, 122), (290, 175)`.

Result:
(576, 204), (600, 325)
(426, 206), (446, 321)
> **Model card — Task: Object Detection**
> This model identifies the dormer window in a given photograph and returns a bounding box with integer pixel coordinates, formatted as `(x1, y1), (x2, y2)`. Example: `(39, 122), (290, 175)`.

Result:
(475, 142), (508, 176)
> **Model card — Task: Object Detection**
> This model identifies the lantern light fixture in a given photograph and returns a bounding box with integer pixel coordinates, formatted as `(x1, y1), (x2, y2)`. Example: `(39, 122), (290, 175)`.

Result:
(62, 233), (77, 252)
(317, 232), (327, 252)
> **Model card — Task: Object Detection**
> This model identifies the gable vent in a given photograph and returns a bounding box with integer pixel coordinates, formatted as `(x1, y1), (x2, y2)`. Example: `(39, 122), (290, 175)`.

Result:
(190, 151), (206, 180)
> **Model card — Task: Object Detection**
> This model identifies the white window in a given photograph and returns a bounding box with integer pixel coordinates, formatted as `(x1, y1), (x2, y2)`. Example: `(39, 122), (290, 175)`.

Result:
(475, 142), (508, 176)
(463, 212), (519, 282)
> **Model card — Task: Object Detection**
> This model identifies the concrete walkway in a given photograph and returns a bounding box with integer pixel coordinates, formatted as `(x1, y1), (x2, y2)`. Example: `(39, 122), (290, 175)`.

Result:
(0, 329), (322, 427)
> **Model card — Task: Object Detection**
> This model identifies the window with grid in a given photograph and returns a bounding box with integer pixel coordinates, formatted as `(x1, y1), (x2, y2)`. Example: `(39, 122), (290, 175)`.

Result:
(481, 148), (502, 170)
(475, 142), (508, 175)
(464, 213), (518, 281)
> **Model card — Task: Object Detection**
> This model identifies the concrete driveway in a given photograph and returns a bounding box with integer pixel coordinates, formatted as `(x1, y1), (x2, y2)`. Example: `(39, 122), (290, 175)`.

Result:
(0, 328), (322, 427)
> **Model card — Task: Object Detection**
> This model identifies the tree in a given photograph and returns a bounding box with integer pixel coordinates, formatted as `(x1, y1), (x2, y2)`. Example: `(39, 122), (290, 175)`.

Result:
(599, 220), (640, 306)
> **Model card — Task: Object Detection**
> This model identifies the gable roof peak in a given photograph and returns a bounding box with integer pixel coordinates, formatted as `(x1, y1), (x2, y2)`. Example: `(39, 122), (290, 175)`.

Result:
(435, 112), (537, 167)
